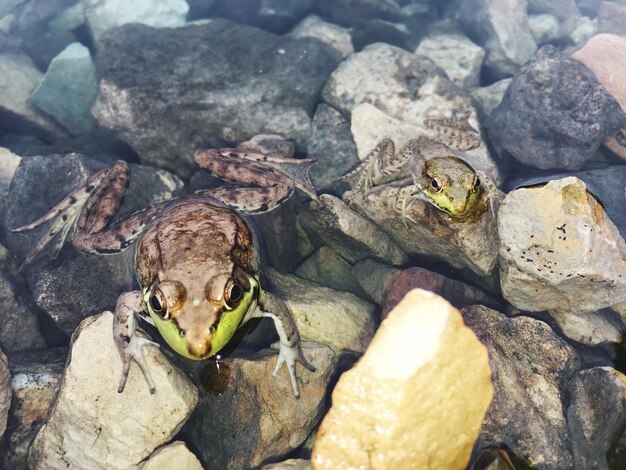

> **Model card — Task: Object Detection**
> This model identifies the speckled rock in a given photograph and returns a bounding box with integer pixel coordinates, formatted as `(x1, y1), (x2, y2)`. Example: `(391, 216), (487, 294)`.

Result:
(489, 46), (626, 170)
(462, 305), (579, 470)
(415, 26), (485, 88)
(0, 349), (10, 441)
(0, 52), (64, 139)
(28, 42), (98, 135)
(598, 1), (626, 35)
(455, 0), (537, 78)
(28, 312), (198, 469)
(93, 21), (341, 177)
(184, 343), (335, 469)
(6, 154), (183, 335)
(2, 348), (65, 469)
(268, 269), (377, 355)
(566, 367), (626, 469)
(312, 289), (492, 470)
(139, 441), (203, 470)
(572, 34), (626, 161)
(498, 177), (626, 314)
(298, 194), (408, 266)
(289, 14), (353, 58)
(382, 267), (497, 319)
(81, 0), (188, 41)
(350, 258), (401, 307)
(548, 309), (625, 346)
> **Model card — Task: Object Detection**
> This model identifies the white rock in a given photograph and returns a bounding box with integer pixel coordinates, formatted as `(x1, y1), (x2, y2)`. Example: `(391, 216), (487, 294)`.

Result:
(289, 14), (353, 58)
(528, 14), (561, 44)
(0, 349), (10, 440)
(562, 15), (597, 45)
(0, 146), (21, 221)
(268, 269), (377, 355)
(28, 312), (198, 469)
(415, 30), (485, 88)
(499, 177), (626, 314)
(312, 289), (493, 469)
(81, 0), (189, 41)
(139, 441), (202, 470)
(548, 309), (625, 346)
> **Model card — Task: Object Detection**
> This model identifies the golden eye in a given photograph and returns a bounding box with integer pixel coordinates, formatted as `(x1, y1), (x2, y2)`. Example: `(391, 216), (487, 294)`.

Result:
(149, 289), (168, 319)
(224, 280), (243, 310)
(430, 176), (443, 193)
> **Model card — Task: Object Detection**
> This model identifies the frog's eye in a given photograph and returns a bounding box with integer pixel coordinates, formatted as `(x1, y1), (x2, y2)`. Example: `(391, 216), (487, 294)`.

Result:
(430, 176), (443, 193)
(473, 175), (481, 191)
(224, 280), (243, 310)
(149, 289), (169, 319)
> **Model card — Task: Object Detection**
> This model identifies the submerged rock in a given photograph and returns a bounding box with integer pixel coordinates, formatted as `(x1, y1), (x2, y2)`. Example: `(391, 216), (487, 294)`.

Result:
(312, 289), (492, 469)
(28, 312), (198, 469)
(289, 14), (353, 58)
(139, 441), (203, 470)
(93, 21), (341, 177)
(462, 305), (579, 469)
(0, 349), (10, 441)
(184, 344), (335, 469)
(498, 177), (626, 314)
(597, 1), (626, 36)
(210, 0), (313, 34)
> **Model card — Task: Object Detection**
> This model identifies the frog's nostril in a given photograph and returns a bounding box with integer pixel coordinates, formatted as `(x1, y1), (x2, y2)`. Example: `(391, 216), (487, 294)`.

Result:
(187, 338), (210, 358)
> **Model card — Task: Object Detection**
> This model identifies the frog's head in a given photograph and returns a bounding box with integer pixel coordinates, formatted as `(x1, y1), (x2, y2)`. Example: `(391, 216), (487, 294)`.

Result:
(144, 267), (259, 360)
(417, 156), (481, 217)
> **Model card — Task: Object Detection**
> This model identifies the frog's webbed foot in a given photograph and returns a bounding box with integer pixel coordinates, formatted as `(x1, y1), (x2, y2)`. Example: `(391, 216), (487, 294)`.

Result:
(393, 184), (422, 229)
(113, 291), (160, 394)
(341, 139), (396, 200)
(254, 290), (314, 399)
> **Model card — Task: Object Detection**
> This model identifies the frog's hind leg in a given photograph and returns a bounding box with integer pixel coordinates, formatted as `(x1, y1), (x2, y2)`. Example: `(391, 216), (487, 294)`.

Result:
(341, 138), (395, 195)
(424, 115), (481, 151)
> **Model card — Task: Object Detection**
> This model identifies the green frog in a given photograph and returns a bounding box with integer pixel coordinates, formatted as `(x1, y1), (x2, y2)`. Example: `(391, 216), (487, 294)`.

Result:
(12, 147), (318, 398)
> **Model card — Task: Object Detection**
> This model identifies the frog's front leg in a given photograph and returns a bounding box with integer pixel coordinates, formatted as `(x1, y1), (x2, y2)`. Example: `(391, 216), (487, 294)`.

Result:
(253, 290), (315, 398)
(113, 291), (160, 394)
(194, 148), (318, 214)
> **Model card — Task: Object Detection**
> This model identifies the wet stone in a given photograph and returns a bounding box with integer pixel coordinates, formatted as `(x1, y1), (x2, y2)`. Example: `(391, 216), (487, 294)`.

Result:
(597, 1), (626, 36)
(0, 349), (10, 441)
(289, 14), (353, 58)
(211, 0), (314, 34)
(527, 0), (580, 18)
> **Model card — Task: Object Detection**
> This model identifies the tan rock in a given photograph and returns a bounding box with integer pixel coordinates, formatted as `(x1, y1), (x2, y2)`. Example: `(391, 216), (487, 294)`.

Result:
(0, 349), (10, 440)
(312, 289), (493, 470)
(139, 441), (203, 470)
(499, 177), (626, 313)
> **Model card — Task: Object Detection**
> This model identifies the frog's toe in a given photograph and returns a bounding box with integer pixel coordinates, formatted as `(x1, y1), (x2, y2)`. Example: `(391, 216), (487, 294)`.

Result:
(117, 336), (160, 395)
(271, 341), (314, 399)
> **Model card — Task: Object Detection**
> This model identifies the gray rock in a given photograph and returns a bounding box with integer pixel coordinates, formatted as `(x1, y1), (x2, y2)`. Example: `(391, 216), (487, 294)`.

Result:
(350, 18), (412, 52)
(92, 21), (341, 178)
(139, 441), (203, 470)
(566, 367), (626, 469)
(289, 14), (353, 58)
(314, 0), (406, 27)
(528, 14), (561, 45)
(0, 52), (65, 140)
(184, 343), (335, 469)
(455, 0), (537, 78)
(211, 0), (313, 34)
(29, 42), (98, 135)
(1, 348), (65, 469)
(548, 308), (625, 346)
(295, 246), (368, 298)
(469, 78), (511, 119)
(298, 194), (408, 266)
(527, 0), (581, 18)
(6, 154), (183, 335)
(307, 104), (358, 195)
(28, 312), (198, 469)
(598, 1), (626, 35)
(81, 0), (188, 41)
(462, 305), (579, 470)
(0, 146), (21, 225)
(488, 46), (626, 170)
(0, 349), (9, 441)
(350, 258), (401, 307)
(498, 177), (626, 314)
(561, 15), (597, 45)
(577, 0), (602, 16)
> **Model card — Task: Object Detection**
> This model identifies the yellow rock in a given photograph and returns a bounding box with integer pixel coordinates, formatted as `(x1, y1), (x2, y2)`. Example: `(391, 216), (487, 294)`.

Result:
(312, 289), (492, 470)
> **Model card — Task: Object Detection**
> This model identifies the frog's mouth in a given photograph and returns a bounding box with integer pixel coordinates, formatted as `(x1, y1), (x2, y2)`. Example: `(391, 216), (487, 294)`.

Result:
(428, 187), (481, 218)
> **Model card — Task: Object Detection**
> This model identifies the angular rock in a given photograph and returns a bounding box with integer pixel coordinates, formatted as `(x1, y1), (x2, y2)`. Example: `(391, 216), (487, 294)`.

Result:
(548, 308), (624, 346)
(462, 305), (579, 469)
(566, 367), (626, 469)
(598, 1), (626, 35)
(415, 26), (485, 89)
(28, 312), (198, 469)
(312, 289), (492, 469)
(455, 0), (537, 78)
(0, 270), (47, 352)
(184, 343), (335, 469)
(139, 441), (203, 470)
(6, 154), (183, 335)
(81, 0), (188, 41)
(350, 18), (412, 52)
(469, 78), (511, 119)
(298, 194), (408, 266)
(0, 349), (10, 440)
(294, 246), (368, 299)
(289, 14), (353, 58)
(527, 0), (580, 18)
(211, 0), (313, 34)
(314, 0), (406, 27)
(29, 42), (98, 135)
(528, 14), (561, 45)
(0, 52), (64, 139)
(572, 34), (626, 161)
(382, 267), (497, 319)
(2, 348), (65, 469)
(489, 46), (626, 170)
(268, 269), (377, 355)
(93, 21), (341, 177)
(350, 258), (401, 307)
(348, 171), (501, 277)
(0, 146), (21, 224)
(498, 177), (626, 314)
(307, 103), (358, 195)
(263, 459), (311, 469)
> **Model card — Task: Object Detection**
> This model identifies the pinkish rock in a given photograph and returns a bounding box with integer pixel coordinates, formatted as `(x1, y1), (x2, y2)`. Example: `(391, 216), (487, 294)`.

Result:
(382, 267), (496, 319)
(597, 1), (626, 36)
